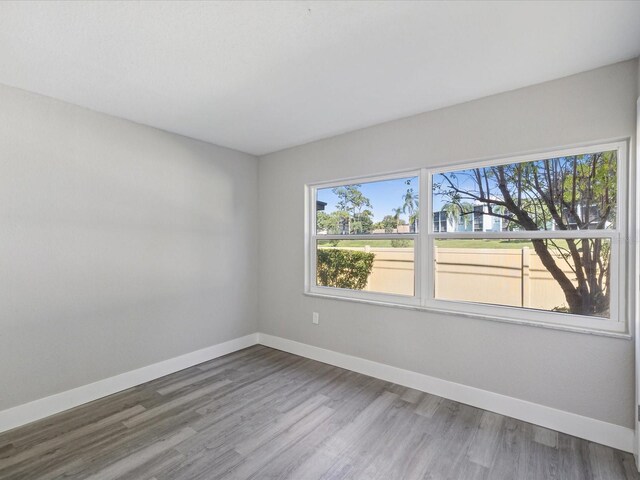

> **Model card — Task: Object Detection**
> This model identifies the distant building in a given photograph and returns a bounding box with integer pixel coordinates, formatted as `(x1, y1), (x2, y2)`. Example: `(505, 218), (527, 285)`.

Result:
(433, 203), (505, 233)
(560, 203), (610, 230)
(433, 201), (610, 233)
(371, 223), (411, 235)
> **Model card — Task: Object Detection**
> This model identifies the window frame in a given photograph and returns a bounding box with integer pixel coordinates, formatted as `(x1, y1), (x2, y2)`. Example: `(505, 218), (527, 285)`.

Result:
(307, 170), (422, 306)
(305, 140), (631, 337)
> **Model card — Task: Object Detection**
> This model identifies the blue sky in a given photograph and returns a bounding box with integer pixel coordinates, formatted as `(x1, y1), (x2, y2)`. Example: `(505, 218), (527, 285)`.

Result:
(432, 170), (488, 210)
(316, 172), (479, 221)
(317, 155), (607, 222)
(317, 176), (418, 223)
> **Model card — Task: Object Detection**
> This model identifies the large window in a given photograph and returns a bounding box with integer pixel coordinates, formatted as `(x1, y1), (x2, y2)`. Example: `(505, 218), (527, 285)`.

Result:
(306, 141), (629, 335)
(310, 173), (420, 303)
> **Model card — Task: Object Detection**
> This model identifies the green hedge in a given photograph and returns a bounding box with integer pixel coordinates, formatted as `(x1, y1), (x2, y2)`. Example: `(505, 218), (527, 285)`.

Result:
(317, 249), (375, 290)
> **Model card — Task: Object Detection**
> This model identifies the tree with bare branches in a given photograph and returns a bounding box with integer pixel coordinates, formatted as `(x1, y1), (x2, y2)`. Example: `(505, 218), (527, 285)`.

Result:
(433, 151), (616, 317)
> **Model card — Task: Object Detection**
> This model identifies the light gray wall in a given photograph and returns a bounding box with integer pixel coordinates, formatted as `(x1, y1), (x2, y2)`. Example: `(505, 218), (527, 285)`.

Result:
(258, 59), (638, 428)
(0, 84), (259, 411)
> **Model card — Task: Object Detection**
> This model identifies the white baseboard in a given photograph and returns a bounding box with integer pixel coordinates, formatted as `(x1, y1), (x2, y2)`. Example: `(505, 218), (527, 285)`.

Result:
(258, 333), (634, 453)
(0, 333), (258, 434)
(2, 331), (633, 454)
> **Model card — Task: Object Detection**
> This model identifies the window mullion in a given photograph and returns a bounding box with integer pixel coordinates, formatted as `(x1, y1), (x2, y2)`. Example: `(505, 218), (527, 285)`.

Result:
(421, 168), (431, 306)
(430, 230), (616, 240)
(316, 234), (418, 241)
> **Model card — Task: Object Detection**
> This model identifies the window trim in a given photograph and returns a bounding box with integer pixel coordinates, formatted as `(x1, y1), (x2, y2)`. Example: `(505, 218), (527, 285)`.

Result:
(307, 170), (422, 306)
(305, 139), (632, 337)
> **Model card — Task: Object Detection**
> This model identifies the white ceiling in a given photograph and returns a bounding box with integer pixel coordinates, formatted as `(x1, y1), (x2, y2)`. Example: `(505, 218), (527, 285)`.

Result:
(0, 1), (639, 156)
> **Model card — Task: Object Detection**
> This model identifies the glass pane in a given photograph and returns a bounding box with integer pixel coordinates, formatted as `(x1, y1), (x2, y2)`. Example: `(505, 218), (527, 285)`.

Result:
(434, 238), (611, 318)
(432, 150), (617, 232)
(317, 239), (414, 296)
(316, 176), (419, 235)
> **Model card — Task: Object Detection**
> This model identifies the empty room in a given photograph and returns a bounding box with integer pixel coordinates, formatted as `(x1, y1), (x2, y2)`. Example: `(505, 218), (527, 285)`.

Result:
(1, 1), (640, 479)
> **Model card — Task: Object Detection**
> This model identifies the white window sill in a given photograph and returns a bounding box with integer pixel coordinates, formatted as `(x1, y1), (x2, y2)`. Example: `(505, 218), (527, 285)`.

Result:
(303, 291), (631, 339)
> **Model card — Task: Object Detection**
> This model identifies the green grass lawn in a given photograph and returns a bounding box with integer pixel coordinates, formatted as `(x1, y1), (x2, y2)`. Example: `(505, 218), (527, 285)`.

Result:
(435, 239), (577, 250)
(434, 239), (535, 249)
(318, 239), (405, 247)
(319, 238), (574, 249)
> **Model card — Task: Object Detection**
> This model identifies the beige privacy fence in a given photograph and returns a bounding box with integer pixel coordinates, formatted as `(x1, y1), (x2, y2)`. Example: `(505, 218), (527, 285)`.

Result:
(336, 246), (574, 311)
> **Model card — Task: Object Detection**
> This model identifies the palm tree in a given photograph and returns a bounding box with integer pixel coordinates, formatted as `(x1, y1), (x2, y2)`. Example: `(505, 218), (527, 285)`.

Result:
(402, 188), (419, 232)
(390, 207), (403, 232)
(442, 201), (473, 231)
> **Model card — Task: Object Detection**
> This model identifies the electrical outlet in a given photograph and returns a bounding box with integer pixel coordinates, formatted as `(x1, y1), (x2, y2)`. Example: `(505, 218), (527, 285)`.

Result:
(312, 312), (319, 325)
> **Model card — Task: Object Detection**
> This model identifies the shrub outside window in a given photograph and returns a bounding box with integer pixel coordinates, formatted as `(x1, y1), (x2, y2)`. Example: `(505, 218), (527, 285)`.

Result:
(306, 141), (629, 335)
(310, 173), (420, 304)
